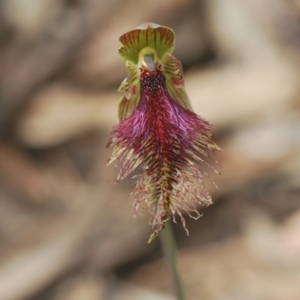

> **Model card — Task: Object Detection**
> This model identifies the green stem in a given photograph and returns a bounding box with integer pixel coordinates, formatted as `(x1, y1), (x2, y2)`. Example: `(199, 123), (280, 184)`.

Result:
(159, 221), (185, 300)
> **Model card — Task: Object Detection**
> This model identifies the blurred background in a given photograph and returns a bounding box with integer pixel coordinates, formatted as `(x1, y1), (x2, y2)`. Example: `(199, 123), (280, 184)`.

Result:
(0, 0), (300, 299)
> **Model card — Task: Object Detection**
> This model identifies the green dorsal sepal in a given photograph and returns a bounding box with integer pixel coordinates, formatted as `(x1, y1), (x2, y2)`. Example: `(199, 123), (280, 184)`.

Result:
(119, 23), (175, 63)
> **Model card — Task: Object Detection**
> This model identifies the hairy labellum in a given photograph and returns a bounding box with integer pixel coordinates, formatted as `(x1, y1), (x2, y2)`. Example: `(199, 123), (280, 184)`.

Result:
(107, 23), (221, 242)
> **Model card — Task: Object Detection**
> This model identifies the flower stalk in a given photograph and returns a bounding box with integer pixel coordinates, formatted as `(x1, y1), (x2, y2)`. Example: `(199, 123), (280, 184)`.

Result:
(160, 221), (185, 300)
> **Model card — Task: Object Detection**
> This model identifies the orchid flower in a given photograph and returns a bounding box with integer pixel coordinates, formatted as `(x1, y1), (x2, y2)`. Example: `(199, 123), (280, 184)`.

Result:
(107, 23), (221, 243)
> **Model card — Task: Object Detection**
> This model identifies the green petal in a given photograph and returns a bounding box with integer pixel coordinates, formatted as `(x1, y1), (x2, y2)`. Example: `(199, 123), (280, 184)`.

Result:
(118, 60), (140, 121)
(164, 54), (193, 111)
(117, 78), (127, 93)
(119, 23), (175, 63)
(118, 95), (139, 121)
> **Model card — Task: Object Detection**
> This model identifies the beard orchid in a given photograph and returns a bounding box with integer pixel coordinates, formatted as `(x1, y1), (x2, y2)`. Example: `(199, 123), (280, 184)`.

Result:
(107, 23), (221, 243)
